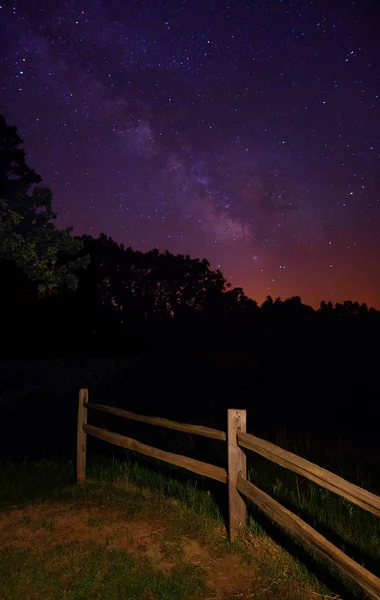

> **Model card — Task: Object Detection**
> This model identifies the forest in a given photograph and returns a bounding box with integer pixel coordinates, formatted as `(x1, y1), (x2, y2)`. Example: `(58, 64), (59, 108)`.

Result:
(1, 114), (378, 357)
(1, 114), (379, 468)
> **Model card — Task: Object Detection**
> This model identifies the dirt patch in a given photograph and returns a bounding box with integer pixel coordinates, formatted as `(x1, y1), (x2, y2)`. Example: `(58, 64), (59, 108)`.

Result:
(182, 538), (258, 597)
(0, 504), (163, 553)
(0, 502), (324, 599)
(0, 502), (259, 598)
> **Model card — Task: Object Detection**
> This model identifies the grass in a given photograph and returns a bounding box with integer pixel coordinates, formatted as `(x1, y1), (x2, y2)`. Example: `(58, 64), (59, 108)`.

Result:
(0, 452), (379, 599)
(0, 543), (206, 600)
(0, 456), (223, 541)
(0, 458), (216, 600)
(2, 354), (379, 598)
(246, 450), (380, 596)
(0, 454), (337, 600)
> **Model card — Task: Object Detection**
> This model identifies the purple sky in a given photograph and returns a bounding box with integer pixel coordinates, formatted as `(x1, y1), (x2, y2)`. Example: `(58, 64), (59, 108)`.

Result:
(1, 0), (380, 307)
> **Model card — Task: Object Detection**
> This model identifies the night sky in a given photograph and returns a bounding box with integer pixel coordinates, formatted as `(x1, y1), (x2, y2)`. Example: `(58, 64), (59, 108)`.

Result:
(1, 1), (380, 307)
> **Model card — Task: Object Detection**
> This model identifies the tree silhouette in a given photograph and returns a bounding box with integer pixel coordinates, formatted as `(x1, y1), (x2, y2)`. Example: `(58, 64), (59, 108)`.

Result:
(261, 295), (274, 315)
(0, 115), (88, 291)
(1, 115), (379, 359)
(319, 300), (333, 315)
(76, 234), (231, 324)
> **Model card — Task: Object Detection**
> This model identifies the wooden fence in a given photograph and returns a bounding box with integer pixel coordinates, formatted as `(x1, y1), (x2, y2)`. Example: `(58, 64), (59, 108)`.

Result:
(77, 388), (380, 599)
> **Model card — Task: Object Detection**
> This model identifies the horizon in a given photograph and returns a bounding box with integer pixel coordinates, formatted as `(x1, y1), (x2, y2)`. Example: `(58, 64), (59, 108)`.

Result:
(69, 234), (378, 310)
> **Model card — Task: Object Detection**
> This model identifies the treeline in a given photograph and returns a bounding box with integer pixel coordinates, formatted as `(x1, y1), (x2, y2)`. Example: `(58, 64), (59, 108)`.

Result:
(2, 115), (380, 457)
(2, 233), (379, 360)
(1, 114), (378, 359)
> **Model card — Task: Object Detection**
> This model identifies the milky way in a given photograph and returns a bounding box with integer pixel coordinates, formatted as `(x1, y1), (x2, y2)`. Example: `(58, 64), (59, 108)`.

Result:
(1, 1), (380, 307)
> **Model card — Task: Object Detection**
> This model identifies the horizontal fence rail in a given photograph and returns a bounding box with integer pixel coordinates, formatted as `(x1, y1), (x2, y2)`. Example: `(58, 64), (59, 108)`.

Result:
(77, 390), (380, 600)
(237, 431), (380, 518)
(84, 423), (227, 483)
(237, 473), (380, 600)
(84, 402), (226, 441)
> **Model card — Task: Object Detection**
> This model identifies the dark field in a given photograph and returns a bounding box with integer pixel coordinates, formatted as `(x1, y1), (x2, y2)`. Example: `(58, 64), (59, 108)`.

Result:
(1, 331), (380, 599)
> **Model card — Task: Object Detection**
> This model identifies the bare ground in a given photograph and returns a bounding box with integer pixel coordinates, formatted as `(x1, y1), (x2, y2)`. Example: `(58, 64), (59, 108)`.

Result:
(0, 499), (326, 599)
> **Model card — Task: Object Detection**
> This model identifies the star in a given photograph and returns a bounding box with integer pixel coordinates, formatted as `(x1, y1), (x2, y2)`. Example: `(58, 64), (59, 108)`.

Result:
(0, 0), (379, 307)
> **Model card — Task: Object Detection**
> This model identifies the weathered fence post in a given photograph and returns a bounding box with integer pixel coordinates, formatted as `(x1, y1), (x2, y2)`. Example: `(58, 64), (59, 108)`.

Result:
(227, 409), (247, 541)
(77, 388), (88, 484)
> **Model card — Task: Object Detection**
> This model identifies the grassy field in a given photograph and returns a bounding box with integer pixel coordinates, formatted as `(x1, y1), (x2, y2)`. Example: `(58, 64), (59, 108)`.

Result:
(246, 449), (380, 599)
(0, 456), (343, 600)
(1, 454), (379, 600)
(1, 356), (379, 598)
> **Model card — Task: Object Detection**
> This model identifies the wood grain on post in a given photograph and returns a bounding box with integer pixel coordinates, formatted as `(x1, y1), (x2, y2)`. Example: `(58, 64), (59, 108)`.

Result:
(83, 423), (227, 484)
(237, 473), (380, 600)
(227, 409), (247, 541)
(237, 431), (380, 518)
(77, 388), (88, 484)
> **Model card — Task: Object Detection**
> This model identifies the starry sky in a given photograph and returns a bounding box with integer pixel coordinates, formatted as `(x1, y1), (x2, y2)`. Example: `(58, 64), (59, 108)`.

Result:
(1, 0), (380, 307)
